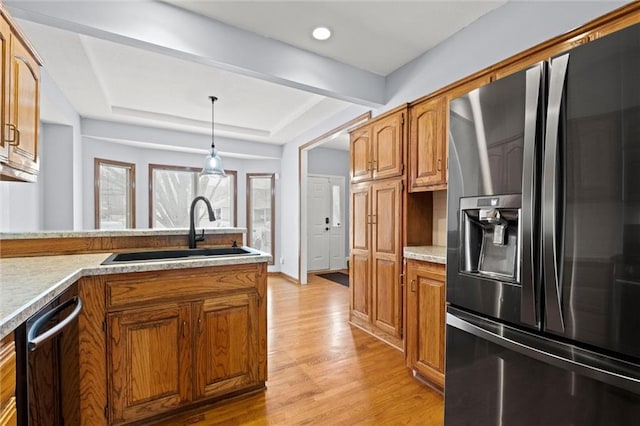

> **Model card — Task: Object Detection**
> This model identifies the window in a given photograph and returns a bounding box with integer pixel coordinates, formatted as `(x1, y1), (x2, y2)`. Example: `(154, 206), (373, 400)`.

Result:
(149, 164), (237, 228)
(247, 173), (275, 264)
(94, 158), (135, 229)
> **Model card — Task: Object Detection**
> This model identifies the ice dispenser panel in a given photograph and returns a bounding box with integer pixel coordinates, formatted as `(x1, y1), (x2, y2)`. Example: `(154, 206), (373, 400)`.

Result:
(459, 194), (521, 283)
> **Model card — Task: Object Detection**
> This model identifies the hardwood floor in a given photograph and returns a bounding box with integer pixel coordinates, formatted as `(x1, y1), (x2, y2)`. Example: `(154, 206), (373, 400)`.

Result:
(155, 274), (444, 425)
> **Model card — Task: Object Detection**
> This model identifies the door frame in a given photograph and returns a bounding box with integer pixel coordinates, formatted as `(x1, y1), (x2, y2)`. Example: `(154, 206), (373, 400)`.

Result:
(298, 112), (371, 285)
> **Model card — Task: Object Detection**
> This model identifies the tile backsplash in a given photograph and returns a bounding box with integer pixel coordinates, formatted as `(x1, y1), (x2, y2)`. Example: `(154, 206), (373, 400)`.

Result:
(432, 190), (447, 247)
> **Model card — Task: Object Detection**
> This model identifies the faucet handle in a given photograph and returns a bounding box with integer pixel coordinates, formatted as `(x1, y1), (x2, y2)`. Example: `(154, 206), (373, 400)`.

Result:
(196, 229), (206, 242)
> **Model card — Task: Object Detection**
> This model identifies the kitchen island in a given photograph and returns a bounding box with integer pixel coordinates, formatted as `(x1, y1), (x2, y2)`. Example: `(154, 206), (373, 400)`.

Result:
(0, 228), (270, 425)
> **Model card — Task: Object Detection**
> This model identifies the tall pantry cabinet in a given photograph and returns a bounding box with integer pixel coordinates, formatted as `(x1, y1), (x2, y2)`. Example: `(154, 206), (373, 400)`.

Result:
(349, 105), (407, 349)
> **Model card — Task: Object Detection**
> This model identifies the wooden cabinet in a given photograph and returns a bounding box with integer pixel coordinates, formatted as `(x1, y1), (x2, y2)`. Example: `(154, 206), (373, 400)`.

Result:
(408, 96), (447, 192)
(72, 263), (267, 425)
(194, 293), (260, 400)
(405, 259), (446, 389)
(104, 265), (267, 425)
(0, 6), (41, 182)
(109, 303), (193, 423)
(350, 178), (404, 348)
(0, 333), (16, 426)
(350, 107), (406, 184)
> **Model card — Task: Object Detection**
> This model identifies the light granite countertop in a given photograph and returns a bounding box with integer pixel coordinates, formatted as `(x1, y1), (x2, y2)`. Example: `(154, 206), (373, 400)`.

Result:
(1, 227), (247, 240)
(403, 246), (447, 264)
(0, 249), (270, 340)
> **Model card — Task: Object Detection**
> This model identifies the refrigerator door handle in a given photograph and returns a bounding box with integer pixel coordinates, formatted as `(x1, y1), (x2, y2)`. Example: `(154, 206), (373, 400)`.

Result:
(542, 53), (569, 333)
(447, 309), (640, 394)
(520, 62), (544, 327)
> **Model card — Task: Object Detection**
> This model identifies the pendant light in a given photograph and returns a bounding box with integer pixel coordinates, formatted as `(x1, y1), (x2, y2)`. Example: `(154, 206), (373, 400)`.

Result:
(201, 96), (226, 177)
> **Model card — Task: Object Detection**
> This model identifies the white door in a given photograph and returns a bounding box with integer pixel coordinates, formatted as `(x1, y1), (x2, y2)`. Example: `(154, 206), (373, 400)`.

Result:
(307, 177), (331, 271)
(307, 176), (346, 272)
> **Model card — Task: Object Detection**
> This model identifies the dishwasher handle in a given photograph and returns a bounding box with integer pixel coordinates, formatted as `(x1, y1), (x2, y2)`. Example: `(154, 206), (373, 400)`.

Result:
(28, 296), (83, 352)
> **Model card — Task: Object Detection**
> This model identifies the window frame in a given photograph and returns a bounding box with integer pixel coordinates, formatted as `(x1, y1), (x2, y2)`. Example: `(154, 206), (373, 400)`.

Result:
(148, 163), (237, 228)
(246, 173), (275, 265)
(94, 157), (136, 230)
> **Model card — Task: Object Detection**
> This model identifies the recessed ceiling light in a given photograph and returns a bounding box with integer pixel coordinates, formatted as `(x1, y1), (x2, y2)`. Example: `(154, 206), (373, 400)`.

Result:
(312, 27), (331, 41)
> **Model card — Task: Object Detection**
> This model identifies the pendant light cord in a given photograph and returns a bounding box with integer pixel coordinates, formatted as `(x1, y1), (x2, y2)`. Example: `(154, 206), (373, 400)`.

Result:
(210, 96), (218, 149)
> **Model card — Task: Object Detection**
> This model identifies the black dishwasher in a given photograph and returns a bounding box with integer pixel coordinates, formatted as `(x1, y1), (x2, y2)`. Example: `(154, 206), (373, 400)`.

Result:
(15, 284), (83, 425)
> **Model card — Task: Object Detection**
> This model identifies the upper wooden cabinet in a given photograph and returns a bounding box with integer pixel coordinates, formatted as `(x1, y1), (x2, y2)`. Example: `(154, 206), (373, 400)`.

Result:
(350, 107), (406, 184)
(408, 96), (447, 192)
(0, 7), (41, 183)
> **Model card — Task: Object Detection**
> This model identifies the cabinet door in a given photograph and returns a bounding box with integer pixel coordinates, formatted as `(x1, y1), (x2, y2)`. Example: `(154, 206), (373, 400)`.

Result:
(371, 179), (403, 338)
(372, 111), (404, 180)
(350, 127), (372, 183)
(405, 260), (446, 388)
(194, 293), (259, 400)
(350, 182), (371, 321)
(0, 17), (10, 164)
(109, 303), (192, 424)
(409, 97), (447, 191)
(7, 35), (39, 175)
(0, 333), (16, 426)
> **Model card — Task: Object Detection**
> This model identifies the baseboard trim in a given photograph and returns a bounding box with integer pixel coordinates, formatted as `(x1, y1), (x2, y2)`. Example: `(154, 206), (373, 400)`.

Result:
(269, 271), (300, 285)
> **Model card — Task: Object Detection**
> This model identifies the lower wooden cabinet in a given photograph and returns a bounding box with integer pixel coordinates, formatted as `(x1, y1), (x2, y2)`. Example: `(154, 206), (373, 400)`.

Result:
(109, 303), (193, 423)
(0, 333), (17, 426)
(194, 293), (260, 400)
(75, 262), (267, 425)
(405, 259), (446, 389)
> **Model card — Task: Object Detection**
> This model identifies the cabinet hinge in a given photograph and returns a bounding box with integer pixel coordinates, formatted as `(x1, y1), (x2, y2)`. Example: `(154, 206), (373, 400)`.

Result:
(401, 181), (405, 192)
(400, 273), (404, 286)
(401, 113), (405, 126)
(102, 320), (106, 333)
(104, 405), (108, 419)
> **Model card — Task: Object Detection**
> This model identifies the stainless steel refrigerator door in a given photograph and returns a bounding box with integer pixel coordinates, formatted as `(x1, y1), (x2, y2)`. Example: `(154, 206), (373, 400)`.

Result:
(447, 63), (544, 329)
(542, 22), (640, 359)
(445, 307), (640, 426)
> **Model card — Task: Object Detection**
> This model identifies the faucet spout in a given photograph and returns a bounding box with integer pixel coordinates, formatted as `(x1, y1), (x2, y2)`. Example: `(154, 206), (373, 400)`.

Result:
(188, 196), (216, 249)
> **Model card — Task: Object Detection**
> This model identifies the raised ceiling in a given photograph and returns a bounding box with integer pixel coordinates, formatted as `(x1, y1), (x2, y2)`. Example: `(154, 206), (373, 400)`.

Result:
(9, 1), (506, 151)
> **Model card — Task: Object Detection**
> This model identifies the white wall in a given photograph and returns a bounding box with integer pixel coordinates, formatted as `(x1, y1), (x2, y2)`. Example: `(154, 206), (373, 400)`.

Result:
(0, 179), (42, 232)
(279, 0), (629, 280)
(385, 1), (627, 108)
(41, 123), (74, 230)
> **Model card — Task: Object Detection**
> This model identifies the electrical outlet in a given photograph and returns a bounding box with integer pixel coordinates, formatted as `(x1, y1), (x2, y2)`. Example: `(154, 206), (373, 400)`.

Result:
(280, 257), (285, 264)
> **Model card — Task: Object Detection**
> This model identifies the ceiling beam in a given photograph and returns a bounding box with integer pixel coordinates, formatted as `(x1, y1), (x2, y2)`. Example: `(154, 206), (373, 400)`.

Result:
(7, 1), (386, 108)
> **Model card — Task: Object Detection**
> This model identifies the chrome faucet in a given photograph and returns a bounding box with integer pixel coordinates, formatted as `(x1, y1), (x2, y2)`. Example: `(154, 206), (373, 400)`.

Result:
(188, 196), (216, 249)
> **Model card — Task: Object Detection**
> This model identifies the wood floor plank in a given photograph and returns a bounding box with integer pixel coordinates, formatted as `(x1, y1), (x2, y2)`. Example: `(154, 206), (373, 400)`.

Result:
(154, 274), (444, 425)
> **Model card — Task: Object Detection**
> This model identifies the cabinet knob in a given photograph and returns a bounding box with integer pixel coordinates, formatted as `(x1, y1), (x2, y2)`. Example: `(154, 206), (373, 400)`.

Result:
(410, 279), (416, 293)
(437, 159), (442, 171)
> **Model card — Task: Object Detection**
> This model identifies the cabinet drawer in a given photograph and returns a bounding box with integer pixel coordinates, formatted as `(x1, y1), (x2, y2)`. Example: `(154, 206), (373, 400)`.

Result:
(0, 338), (16, 412)
(106, 264), (259, 309)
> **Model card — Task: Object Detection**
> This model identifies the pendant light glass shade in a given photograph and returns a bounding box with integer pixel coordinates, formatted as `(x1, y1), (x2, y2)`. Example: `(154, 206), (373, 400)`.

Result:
(201, 96), (226, 177)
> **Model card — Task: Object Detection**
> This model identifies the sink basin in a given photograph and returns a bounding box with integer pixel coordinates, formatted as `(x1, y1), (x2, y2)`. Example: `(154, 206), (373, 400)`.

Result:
(101, 246), (260, 264)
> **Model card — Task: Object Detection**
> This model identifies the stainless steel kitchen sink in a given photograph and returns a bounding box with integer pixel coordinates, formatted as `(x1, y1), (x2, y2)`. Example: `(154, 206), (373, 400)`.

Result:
(101, 246), (260, 264)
